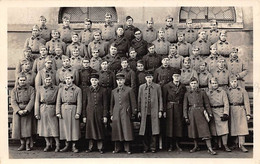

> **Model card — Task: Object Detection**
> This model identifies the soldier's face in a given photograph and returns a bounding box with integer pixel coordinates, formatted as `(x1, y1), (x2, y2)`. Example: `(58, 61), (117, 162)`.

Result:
(121, 60), (128, 69)
(137, 63), (144, 71)
(116, 78), (125, 86)
(116, 28), (124, 36)
(217, 60), (225, 69)
(44, 77), (52, 86)
(148, 45), (155, 53)
(178, 35), (184, 42)
(169, 47), (177, 55)
(105, 16), (112, 23)
(190, 81), (198, 90)
(63, 20), (70, 26)
(210, 47), (217, 54)
(45, 61), (52, 69)
(110, 46), (117, 55)
(40, 19), (46, 25)
(94, 33), (101, 40)
(230, 51), (238, 59)
(158, 31), (165, 38)
(134, 31), (142, 40)
(32, 29), (39, 36)
(18, 77), (27, 86)
(129, 51), (137, 58)
(52, 32), (60, 39)
(211, 80), (218, 89)
(82, 60), (90, 68)
(147, 21), (153, 28)
(126, 19), (133, 26)
(186, 22), (193, 28)
(22, 62), (31, 71)
(183, 60), (190, 68)
(199, 63), (206, 71)
(40, 48), (48, 56)
(84, 22), (92, 29)
(210, 23), (217, 29)
(90, 78), (99, 86)
(145, 76), (153, 83)
(199, 32), (206, 40)
(166, 18), (173, 26)
(63, 59), (70, 67)
(101, 61), (108, 70)
(162, 58), (169, 67)
(220, 33), (226, 41)
(24, 50), (32, 58)
(172, 74), (181, 82)
(65, 76), (73, 86)
(72, 49), (80, 57)
(55, 48), (63, 56)
(72, 35), (79, 42)
(192, 49), (200, 56)
(92, 51), (99, 58)
(230, 79), (238, 88)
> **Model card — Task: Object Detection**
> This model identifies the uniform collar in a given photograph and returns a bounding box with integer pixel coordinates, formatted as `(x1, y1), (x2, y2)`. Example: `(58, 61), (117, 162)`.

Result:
(43, 84), (54, 89)
(229, 86), (241, 91)
(72, 42), (80, 46)
(217, 68), (226, 73)
(90, 85), (100, 92)
(210, 29), (219, 33)
(146, 27), (154, 32)
(64, 84), (75, 91)
(62, 66), (72, 72)
(230, 57), (239, 63)
(17, 85), (28, 90)
(71, 56), (81, 60)
(157, 38), (165, 42)
(177, 41), (187, 45)
(55, 56), (62, 60)
(186, 28), (195, 32)
(40, 25), (47, 30)
(51, 38), (61, 42)
(31, 36), (40, 40)
(145, 83), (154, 89)
(84, 28), (92, 32)
(209, 54), (219, 60)
(198, 39), (207, 43)
(117, 85), (126, 92)
(63, 26), (71, 30)
(165, 25), (174, 30)
(218, 40), (229, 45)
(182, 67), (191, 72)
(209, 88), (221, 94)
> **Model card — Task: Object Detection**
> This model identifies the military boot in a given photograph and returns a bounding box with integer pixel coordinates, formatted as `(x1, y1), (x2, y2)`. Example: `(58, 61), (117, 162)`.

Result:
(60, 141), (70, 152)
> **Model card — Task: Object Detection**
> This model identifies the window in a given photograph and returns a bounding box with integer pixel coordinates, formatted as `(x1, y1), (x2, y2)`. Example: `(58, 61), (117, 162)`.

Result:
(179, 7), (236, 23)
(58, 7), (118, 23)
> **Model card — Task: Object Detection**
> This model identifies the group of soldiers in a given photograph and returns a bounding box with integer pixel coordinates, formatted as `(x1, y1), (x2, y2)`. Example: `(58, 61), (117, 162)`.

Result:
(11, 12), (251, 155)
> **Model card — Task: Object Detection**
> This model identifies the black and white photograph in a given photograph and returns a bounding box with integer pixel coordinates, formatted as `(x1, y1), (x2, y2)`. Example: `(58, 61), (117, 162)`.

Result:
(0, 0), (259, 163)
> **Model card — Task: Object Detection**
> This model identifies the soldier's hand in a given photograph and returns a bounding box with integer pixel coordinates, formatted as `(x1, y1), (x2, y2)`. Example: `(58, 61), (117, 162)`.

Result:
(23, 110), (29, 115)
(158, 111), (162, 118)
(83, 117), (87, 123)
(75, 113), (80, 119)
(18, 110), (24, 116)
(103, 117), (107, 124)
(185, 118), (190, 125)
(163, 112), (166, 118)
(35, 115), (41, 120)
(138, 112), (141, 119)
(56, 114), (62, 119)
(246, 115), (251, 121)
(110, 116), (113, 121)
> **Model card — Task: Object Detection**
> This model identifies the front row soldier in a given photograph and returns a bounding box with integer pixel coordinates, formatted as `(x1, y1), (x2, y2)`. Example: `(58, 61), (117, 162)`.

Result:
(227, 76), (251, 152)
(83, 73), (108, 154)
(11, 74), (35, 151)
(35, 75), (60, 152)
(56, 73), (82, 153)
(163, 69), (187, 152)
(138, 70), (163, 153)
(183, 77), (217, 155)
(110, 73), (137, 154)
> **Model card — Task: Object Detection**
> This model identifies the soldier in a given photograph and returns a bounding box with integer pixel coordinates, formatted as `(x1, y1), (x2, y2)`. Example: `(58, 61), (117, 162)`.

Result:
(227, 76), (251, 152)
(211, 58), (230, 90)
(70, 46), (83, 70)
(16, 47), (34, 75)
(207, 20), (220, 45)
(131, 28), (148, 60)
(152, 28), (171, 57)
(197, 61), (213, 90)
(102, 43), (122, 74)
(183, 77), (217, 155)
(226, 47), (248, 88)
(101, 12), (116, 43)
(17, 60), (36, 87)
(32, 45), (56, 74)
(212, 30), (232, 58)
(57, 16), (73, 45)
(11, 74), (35, 151)
(162, 69), (186, 152)
(110, 25), (130, 58)
(204, 44), (221, 74)
(190, 45), (203, 71)
(38, 16), (52, 42)
(35, 75), (60, 152)
(206, 77), (231, 152)
(180, 57), (198, 87)
(168, 44), (183, 69)
(143, 43), (161, 71)
(53, 46), (66, 69)
(46, 30), (66, 55)
(192, 29), (211, 58)
(90, 48), (102, 71)
(83, 73), (108, 154)
(124, 16), (138, 42)
(143, 17), (157, 44)
(56, 55), (79, 87)
(117, 57), (136, 91)
(128, 47), (138, 71)
(56, 73), (82, 153)
(136, 60), (146, 90)
(154, 57), (176, 87)
(24, 25), (45, 59)
(176, 31), (192, 57)
(164, 15), (177, 43)
(88, 29), (108, 58)
(66, 32), (88, 58)
(184, 19), (198, 44)
(138, 70), (163, 153)
(79, 18), (94, 48)
(110, 73), (137, 154)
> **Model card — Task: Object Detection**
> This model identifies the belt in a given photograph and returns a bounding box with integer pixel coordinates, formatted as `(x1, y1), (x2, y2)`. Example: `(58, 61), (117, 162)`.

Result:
(189, 104), (203, 108)
(18, 101), (29, 105)
(230, 103), (244, 106)
(211, 105), (224, 108)
(62, 102), (77, 105)
(41, 102), (56, 105)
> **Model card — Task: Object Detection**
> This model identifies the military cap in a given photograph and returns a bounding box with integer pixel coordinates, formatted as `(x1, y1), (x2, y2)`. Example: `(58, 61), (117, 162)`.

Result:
(209, 77), (219, 84)
(84, 18), (92, 24)
(62, 15), (70, 20)
(177, 31), (185, 36)
(217, 57), (226, 62)
(134, 28), (141, 34)
(231, 47), (239, 53)
(158, 27), (165, 32)
(129, 47), (136, 53)
(51, 29), (60, 34)
(126, 16), (133, 21)
(192, 45), (200, 50)
(220, 30), (227, 35)
(199, 61), (207, 66)
(186, 18), (192, 24)
(45, 55), (53, 63)
(39, 45), (48, 50)
(183, 57), (191, 62)
(71, 31), (79, 37)
(116, 73), (125, 79)
(198, 28), (206, 34)
(40, 15), (47, 20)
(190, 76), (198, 83)
(17, 72), (27, 79)
(147, 43), (155, 48)
(146, 17), (154, 24)
(165, 15), (173, 21)
(145, 70), (154, 77)
(91, 47), (100, 52)
(121, 57), (128, 62)
(90, 73), (99, 79)
(32, 25), (40, 30)
(23, 47), (32, 52)
(169, 43), (177, 49)
(137, 60), (144, 65)
(117, 24), (124, 30)
(229, 74), (237, 82)
(93, 29), (102, 35)
(172, 68), (181, 75)
(210, 44), (217, 50)
(105, 12), (112, 18)
(72, 46), (80, 51)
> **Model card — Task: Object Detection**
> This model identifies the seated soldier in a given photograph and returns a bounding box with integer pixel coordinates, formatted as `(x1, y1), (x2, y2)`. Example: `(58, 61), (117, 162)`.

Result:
(70, 46), (83, 70)
(180, 57), (198, 88)
(168, 44), (183, 69)
(46, 30), (66, 55)
(190, 45), (203, 72)
(90, 48), (102, 71)
(143, 43), (161, 71)
(66, 32), (88, 58)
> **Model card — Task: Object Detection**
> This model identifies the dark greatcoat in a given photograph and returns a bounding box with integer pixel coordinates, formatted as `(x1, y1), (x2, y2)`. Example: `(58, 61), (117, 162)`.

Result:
(110, 36), (130, 58)
(131, 38), (148, 60)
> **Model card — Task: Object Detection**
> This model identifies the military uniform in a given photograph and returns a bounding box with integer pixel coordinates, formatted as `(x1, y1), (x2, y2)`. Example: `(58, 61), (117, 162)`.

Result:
(103, 54), (122, 74)
(204, 54), (221, 73)
(206, 88), (229, 136)
(46, 38), (67, 55)
(70, 56), (83, 70)
(32, 56), (57, 74)
(207, 29), (220, 45)
(197, 70), (212, 89)
(143, 28), (157, 43)
(190, 55), (203, 71)
(117, 68), (136, 90)
(16, 58), (34, 75)
(124, 25), (137, 42)
(88, 40), (108, 58)
(66, 42), (88, 58)
(39, 25), (52, 42)
(128, 58), (137, 72)
(17, 71), (36, 87)
(152, 38), (170, 57)
(53, 55), (65, 69)
(56, 66), (79, 86)
(165, 26), (177, 43)
(101, 23), (116, 42)
(136, 70), (146, 88)
(11, 84), (35, 139)
(212, 40), (232, 58)
(131, 38), (148, 60)
(184, 28), (198, 44)
(110, 36), (130, 58)
(35, 85), (59, 137)
(211, 68), (230, 90)
(154, 66), (175, 86)
(177, 41), (192, 57)
(168, 55), (183, 69)
(24, 36), (45, 59)
(56, 84), (82, 141)
(180, 68), (198, 86)
(90, 57), (102, 71)
(57, 26), (73, 44)
(35, 67), (57, 89)
(79, 29), (94, 46)
(192, 39), (211, 58)
(143, 52), (161, 71)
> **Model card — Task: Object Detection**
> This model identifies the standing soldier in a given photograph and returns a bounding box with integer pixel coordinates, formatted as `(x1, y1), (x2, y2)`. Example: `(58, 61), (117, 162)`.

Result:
(152, 28), (171, 58)
(83, 73), (108, 154)
(57, 16), (73, 45)
(124, 16), (138, 42)
(35, 75), (60, 152)
(46, 30), (67, 55)
(204, 44), (221, 74)
(101, 12), (116, 43)
(16, 47), (34, 75)
(168, 44), (183, 69)
(38, 16), (52, 42)
(17, 60), (36, 87)
(206, 77), (231, 152)
(211, 58), (230, 90)
(190, 45), (203, 71)
(56, 73), (82, 153)
(164, 16), (177, 43)
(180, 57), (198, 87)
(227, 76), (251, 152)
(197, 61), (213, 90)
(207, 20), (220, 45)
(11, 74), (35, 151)
(110, 73), (137, 154)
(88, 29), (108, 58)
(143, 17), (157, 44)
(176, 31), (192, 57)
(183, 77), (217, 155)
(66, 32), (88, 58)
(24, 25), (45, 59)
(102, 43), (122, 74)
(192, 29), (211, 58)
(184, 19), (198, 44)
(138, 70), (163, 153)
(212, 30), (232, 58)
(226, 47), (248, 88)
(131, 28), (148, 60)
(79, 18), (94, 49)
(162, 69), (186, 152)
(142, 43), (161, 71)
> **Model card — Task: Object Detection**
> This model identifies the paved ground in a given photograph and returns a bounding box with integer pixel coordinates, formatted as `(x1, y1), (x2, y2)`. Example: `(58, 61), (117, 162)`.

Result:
(9, 144), (253, 159)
